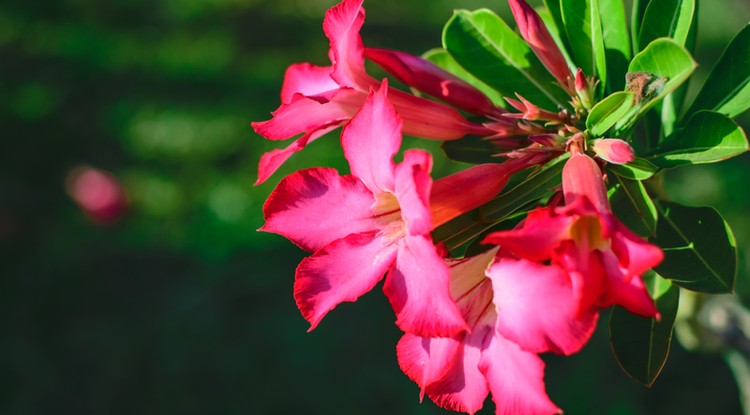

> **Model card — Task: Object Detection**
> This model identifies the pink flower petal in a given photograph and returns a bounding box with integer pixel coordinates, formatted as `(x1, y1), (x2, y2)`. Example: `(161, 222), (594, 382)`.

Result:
(393, 150), (433, 236)
(341, 82), (400, 193)
(591, 139), (635, 165)
(483, 207), (574, 262)
(261, 168), (381, 252)
(423, 328), (491, 414)
(431, 164), (514, 228)
(479, 332), (561, 415)
(294, 232), (398, 330)
(610, 217), (664, 277)
(597, 250), (658, 318)
(488, 258), (598, 355)
(255, 125), (339, 185)
(557, 242), (608, 316)
(383, 234), (467, 337)
(396, 333), (462, 400)
(323, 0), (374, 90)
(280, 63), (339, 104)
(562, 152), (610, 212)
(364, 47), (499, 116)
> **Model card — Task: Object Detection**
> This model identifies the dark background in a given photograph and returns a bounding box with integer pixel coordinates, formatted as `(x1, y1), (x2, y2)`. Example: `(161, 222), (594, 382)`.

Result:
(1, 0), (749, 413)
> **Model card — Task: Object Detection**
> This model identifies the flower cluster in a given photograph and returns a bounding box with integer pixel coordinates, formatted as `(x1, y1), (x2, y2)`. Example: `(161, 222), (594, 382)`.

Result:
(255, 0), (664, 413)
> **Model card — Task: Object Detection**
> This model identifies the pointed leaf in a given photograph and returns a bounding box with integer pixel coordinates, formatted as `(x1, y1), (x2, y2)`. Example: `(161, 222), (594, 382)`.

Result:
(586, 91), (635, 136)
(609, 175), (657, 237)
(684, 24), (750, 119)
(610, 271), (680, 387)
(608, 157), (658, 180)
(648, 111), (749, 168)
(638, 0), (696, 51)
(631, 0), (651, 54)
(542, 0), (573, 58)
(599, 0), (631, 92)
(441, 135), (499, 164)
(561, 0), (608, 89)
(423, 48), (506, 108)
(652, 201), (737, 293)
(618, 38), (697, 130)
(479, 154), (569, 222)
(443, 9), (569, 111)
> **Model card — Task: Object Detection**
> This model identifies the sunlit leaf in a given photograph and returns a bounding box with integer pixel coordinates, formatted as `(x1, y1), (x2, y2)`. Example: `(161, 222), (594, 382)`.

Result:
(561, 0), (607, 89)
(648, 111), (749, 168)
(609, 175), (657, 237)
(652, 201), (737, 293)
(443, 9), (569, 111)
(684, 24), (750, 119)
(599, 0), (630, 92)
(610, 272), (679, 387)
(631, 0), (651, 53)
(586, 91), (634, 136)
(423, 48), (506, 108)
(607, 157), (658, 180)
(441, 135), (499, 164)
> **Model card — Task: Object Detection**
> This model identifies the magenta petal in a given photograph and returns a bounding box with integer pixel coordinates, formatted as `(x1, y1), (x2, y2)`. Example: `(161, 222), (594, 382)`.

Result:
(562, 152), (610, 212)
(598, 251), (658, 318)
(262, 168), (380, 252)
(424, 328), (490, 414)
(483, 207), (574, 262)
(488, 258), (598, 355)
(294, 232), (398, 330)
(323, 0), (374, 90)
(341, 82), (400, 193)
(479, 332), (561, 415)
(252, 89), (364, 141)
(280, 63), (339, 104)
(255, 125), (339, 185)
(396, 333), (462, 399)
(610, 218), (664, 277)
(394, 150), (433, 236)
(384, 234), (467, 337)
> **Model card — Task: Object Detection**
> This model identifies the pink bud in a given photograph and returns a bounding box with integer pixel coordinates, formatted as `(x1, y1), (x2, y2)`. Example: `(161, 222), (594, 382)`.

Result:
(364, 47), (500, 116)
(592, 139), (635, 165)
(67, 166), (128, 223)
(575, 68), (587, 92)
(508, 0), (573, 92)
(562, 152), (610, 212)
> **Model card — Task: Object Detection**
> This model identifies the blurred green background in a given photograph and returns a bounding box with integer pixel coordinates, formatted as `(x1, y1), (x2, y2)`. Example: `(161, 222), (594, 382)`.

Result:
(2, 0), (749, 413)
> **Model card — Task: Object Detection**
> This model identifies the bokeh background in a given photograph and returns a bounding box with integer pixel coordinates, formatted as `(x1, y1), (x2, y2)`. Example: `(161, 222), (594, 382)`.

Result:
(2, 0), (750, 413)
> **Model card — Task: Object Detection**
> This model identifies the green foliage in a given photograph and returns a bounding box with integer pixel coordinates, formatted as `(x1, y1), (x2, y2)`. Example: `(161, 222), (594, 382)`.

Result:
(653, 201), (737, 293)
(423, 48), (507, 107)
(599, 0), (631, 92)
(610, 272), (680, 387)
(586, 91), (635, 136)
(608, 157), (658, 180)
(609, 175), (658, 237)
(561, 0), (608, 89)
(441, 135), (501, 164)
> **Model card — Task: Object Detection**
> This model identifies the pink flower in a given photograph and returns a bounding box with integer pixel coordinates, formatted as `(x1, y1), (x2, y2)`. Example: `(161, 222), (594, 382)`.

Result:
(591, 138), (635, 165)
(252, 0), (489, 184)
(262, 83), (516, 337)
(397, 248), (569, 415)
(483, 152), (663, 318)
(508, 0), (573, 93)
(66, 166), (128, 223)
(364, 47), (503, 117)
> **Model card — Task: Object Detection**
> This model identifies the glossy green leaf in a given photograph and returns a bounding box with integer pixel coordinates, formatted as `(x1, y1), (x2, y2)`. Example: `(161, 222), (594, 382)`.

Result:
(622, 38), (697, 124)
(648, 111), (749, 168)
(610, 271), (680, 387)
(638, 0), (695, 50)
(586, 91), (634, 136)
(441, 135), (499, 164)
(479, 154), (569, 222)
(423, 48), (506, 108)
(542, 0), (572, 57)
(561, 0), (607, 88)
(652, 201), (737, 293)
(608, 157), (658, 180)
(599, 0), (630, 92)
(609, 175), (657, 237)
(631, 0), (650, 53)
(536, 7), (575, 71)
(684, 24), (750, 119)
(433, 208), (494, 251)
(442, 9), (568, 110)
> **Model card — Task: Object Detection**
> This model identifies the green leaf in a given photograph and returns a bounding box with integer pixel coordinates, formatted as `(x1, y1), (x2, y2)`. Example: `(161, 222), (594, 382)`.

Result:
(648, 111), (749, 168)
(536, 7), (575, 72)
(599, 0), (631, 92)
(684, 24), (750, 119)
(610, 272), (680, 387)
(622, 38), (697, 125)
(423, 48), (506, 108)
(542, 0), (572, 57)
(586, 91), (634, 136)
(433, 208), (494, 251)
(652, 201), (737, 293)
(441, 135), (499, 164)
(609, 175), (657, 237)
(608, 157), (658, 180)
(442, 9), (568, 111)
(479, 154), (569, 222)
(561, 0), (607, 89)
(631, 0), (651, 53)
(638, 0), (696, 51)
